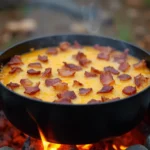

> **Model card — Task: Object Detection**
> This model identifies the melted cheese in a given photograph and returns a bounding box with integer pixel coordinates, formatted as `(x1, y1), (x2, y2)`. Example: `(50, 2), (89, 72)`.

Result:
(1, 46), (150, 104)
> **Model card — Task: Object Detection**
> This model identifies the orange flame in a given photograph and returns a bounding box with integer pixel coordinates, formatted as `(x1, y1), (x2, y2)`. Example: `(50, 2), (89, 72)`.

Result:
(38, 127), (92, 150)
(112, 144), (127, 150)
(27, 108), (129, 150)
(112, 144), (118, 150)
(38, 128), (127, 150)
(38, 128), (61, 150)
(27, 110), (61, 150)
(120, 145), (128, 150)
(77, 144), (93, 150)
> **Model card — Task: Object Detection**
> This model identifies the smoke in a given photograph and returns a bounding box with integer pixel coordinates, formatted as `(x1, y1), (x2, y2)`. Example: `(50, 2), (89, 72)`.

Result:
(81, 0), (103, 34)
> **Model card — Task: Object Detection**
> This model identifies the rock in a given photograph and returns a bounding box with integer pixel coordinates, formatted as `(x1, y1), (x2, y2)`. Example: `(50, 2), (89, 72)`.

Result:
(5, 21), (20, 33)
(19, 19), (37, 34)
(126, 144), (148, 150)
(22, 137), (30, 150)
(0, 146), (14, 150)
(145, 135), (150, 150)
(5, 19), (37, 34)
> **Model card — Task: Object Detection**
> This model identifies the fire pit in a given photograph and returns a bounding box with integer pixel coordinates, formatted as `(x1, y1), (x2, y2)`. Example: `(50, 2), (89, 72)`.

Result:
(0, 109), (150, 150)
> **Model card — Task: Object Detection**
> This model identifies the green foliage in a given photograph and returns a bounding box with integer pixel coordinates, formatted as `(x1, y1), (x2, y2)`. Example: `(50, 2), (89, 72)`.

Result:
(117, 24), (133, 42)
(144, 0), (150, 7)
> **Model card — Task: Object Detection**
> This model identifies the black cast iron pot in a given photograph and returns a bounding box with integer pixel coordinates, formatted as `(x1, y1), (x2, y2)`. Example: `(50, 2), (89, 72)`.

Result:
(0, 34), (150, 144)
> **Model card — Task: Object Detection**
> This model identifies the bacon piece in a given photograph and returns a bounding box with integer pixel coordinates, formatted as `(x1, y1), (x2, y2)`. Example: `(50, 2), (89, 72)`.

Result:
(101, 96), (109, 102)
(59, 42), (70, 51)
(8, 55), (23, 66)
(42, 68), (52, 78)
(27, 69), (41, 75)
(84, 71), (97, 77)
(46, 48), (58, 55)
(94, 44), (101, 50)
(52, 82), (68, 91)
(79, 88), (93, 96)
(113, 49), (129, 64)
(24, 82), (40, 95)
(38, 55), (48, 62)
(9, 67), (23, 74)
(97, 47), (112, 61)
(79, 58), (91, 67)
(122, 86), (136, 95)
(53, 98), (72, 104)
(20, 79), (33, 87)
(91, 67), (102, 74)
(101, 96), (120, 102)
(118, 62), (130, 72)
(118, 74), (132, 81)
(28, 62), (42, 68)
(63, 62), (82, 71)
(74, 52), (91, 67)
(57, 68), (75, 77)
(134, 74), (148, 87)
(97, 52), (110, 61)
(45, 78), (62, 87)
(73, 41), (82, 49)
(111, 97), (120, 101)
(57, 91), (77, 100)
(88, 99), (101, 104)
(97, 85), (114, 94)
(100, 72), (114, 85)
(75, 52), (86, 61)
(94, 45), (113, 52)
(73, 80), (83, 87)
(133, 60), (146, 69)
(104, 66), (119, 75)
(6, 82), (20, 90)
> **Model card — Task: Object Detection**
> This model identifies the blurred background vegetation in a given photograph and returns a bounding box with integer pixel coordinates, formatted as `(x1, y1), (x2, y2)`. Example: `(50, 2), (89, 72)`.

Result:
(0, 0), (150, 52)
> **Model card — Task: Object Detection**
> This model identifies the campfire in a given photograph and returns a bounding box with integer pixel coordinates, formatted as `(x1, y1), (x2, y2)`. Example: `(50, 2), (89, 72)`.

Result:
(0, 110), (149, 150)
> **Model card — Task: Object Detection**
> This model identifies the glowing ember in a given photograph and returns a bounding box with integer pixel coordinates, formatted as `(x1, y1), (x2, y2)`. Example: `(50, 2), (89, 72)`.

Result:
(113, 144), (118, 150)
(112, 144), (127, 150)
(77, 144), (93, 150)
(120, 145), (128, 150)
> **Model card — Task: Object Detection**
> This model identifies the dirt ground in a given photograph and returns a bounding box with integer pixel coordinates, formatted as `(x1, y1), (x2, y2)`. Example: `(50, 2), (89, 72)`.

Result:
(0, 0), (150, 52)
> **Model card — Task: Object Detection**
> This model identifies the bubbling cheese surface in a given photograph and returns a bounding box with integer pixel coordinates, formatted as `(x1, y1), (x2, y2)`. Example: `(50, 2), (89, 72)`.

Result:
(1, 45), (150, 104)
